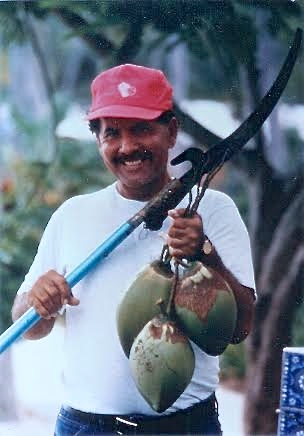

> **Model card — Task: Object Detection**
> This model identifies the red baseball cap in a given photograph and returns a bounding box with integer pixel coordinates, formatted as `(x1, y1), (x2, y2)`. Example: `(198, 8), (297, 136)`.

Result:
(85, 64), (173, 121)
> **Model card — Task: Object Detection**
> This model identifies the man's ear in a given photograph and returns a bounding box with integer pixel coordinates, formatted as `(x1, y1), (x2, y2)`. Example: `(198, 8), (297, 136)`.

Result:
(167, 117), (178, 149)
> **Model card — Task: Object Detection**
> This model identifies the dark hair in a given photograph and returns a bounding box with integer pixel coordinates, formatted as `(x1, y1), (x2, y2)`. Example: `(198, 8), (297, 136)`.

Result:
(155, 110), (176, 125)
(88, 110), (177, 136)
(89, 118), (100, 136)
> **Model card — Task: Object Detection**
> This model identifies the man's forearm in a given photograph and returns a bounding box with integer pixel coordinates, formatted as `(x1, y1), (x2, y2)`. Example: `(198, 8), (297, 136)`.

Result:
(216, 262), (255, 343)
(12, 293), (56, 340)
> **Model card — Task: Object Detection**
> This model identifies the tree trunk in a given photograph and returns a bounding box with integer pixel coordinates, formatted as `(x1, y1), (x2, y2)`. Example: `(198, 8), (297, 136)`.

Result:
(243, 13), (304, 434)
(245, 186), (304, 434)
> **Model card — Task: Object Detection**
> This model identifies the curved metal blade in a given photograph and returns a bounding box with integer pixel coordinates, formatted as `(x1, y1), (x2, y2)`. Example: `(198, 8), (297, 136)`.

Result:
(201, 27), (302, 174)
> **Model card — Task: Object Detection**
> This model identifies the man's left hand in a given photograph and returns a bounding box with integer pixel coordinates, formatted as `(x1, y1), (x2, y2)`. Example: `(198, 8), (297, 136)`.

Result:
(167, 208), (203, 259)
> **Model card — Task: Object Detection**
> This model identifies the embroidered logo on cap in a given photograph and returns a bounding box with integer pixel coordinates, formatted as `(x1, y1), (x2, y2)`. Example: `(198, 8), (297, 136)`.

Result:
(117, 82), (136, 98)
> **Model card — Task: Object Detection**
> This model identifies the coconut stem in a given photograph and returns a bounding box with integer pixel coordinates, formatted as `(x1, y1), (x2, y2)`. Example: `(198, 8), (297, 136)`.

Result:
(166, 261), (179, 317)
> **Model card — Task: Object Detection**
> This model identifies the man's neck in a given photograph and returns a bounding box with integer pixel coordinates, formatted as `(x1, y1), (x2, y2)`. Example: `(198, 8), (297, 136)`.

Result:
(116, 175), (171, 201)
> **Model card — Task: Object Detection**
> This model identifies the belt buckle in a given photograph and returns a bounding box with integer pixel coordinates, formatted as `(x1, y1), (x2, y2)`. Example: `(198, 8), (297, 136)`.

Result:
(115, 416), (138, 435)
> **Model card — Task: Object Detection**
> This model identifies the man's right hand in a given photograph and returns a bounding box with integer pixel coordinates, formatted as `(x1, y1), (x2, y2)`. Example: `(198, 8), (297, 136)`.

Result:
(27, 270), (79, 319)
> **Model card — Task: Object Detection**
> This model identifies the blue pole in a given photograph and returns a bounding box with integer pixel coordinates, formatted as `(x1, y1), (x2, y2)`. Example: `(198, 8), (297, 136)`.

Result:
(0, 220), (140, 354)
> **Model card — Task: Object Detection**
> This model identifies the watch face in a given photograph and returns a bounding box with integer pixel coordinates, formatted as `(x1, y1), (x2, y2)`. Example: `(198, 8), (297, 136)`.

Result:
(203, 239), (213, 255)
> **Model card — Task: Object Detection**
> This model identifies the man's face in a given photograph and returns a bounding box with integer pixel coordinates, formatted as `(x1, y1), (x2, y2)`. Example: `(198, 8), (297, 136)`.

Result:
(97, 117), (177, 200)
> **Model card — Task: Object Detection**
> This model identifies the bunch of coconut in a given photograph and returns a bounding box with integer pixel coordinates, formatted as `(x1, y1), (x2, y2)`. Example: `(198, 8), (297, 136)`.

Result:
(116, 258), (237, 413)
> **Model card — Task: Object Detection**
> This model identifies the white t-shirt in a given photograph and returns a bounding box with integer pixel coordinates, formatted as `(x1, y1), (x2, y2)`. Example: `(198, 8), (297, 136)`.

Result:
(17, 182), (255, 415)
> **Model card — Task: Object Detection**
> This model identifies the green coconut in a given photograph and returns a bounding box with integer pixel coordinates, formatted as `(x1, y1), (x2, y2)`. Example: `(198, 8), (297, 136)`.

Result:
(174, 261), (237, 356)
(117, 260), (174, 357)
(129, 314), (195, 413)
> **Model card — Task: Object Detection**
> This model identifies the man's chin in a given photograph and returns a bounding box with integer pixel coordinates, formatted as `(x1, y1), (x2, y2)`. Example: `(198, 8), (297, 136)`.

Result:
(117, 176), (166, 200)
(118, 168), (155, 185)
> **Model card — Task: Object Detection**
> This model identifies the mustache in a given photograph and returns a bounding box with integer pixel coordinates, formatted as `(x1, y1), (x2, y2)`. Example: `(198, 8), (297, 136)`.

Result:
(115, 149), (152, 164)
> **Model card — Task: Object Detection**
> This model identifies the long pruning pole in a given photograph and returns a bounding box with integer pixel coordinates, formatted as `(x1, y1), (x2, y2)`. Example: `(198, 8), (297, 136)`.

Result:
(0, 174), (199, 355)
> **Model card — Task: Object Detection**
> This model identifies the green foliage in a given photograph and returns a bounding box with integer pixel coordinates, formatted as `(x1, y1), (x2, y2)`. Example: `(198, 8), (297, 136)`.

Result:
(0, 138), (114, 332)
(1, 1), (302, 102)
(0, 2), (27, 47)
(2, 1), (301, 75)
(0, 194), (53, 331)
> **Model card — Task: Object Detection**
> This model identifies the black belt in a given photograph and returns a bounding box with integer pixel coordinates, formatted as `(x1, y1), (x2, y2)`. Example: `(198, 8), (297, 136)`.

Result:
(61, 393), (217, 434)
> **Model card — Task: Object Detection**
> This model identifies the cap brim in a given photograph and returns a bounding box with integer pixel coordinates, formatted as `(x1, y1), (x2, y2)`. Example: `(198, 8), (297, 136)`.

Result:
(85, 105), (165, 121)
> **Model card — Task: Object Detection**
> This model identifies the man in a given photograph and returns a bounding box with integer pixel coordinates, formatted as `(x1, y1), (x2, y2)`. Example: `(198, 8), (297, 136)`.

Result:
(12, 64), (255, 435)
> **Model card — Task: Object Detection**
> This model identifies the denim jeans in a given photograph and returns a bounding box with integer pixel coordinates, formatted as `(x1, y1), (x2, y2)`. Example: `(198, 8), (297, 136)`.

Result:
(54, 396), (222, 435)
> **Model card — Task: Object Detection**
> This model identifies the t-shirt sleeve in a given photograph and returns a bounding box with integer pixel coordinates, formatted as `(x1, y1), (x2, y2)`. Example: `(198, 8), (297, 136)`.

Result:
(17, 208), (64, 295)
(199, 192), (256, 292)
